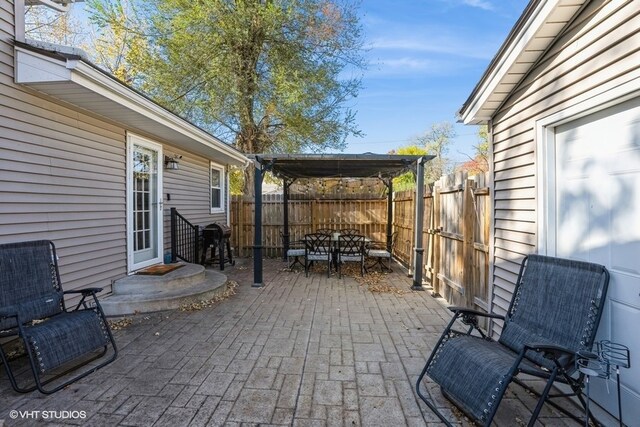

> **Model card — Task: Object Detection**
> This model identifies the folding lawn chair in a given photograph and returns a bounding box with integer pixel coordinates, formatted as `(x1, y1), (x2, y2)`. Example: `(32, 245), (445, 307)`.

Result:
(416, 254), (609, 426)
(0, 240), (117, 394)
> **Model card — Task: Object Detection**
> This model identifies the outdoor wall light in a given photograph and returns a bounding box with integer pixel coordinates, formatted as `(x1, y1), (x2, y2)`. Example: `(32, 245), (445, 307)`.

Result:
(164, 155), (182, 170)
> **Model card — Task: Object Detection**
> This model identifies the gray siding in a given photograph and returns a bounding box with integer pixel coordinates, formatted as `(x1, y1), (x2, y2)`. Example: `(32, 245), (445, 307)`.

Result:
(161, 144), (228, 253)
(1, 0), (127, 295)
(489, 0), (640, 334)
(1, 1), (230, 296)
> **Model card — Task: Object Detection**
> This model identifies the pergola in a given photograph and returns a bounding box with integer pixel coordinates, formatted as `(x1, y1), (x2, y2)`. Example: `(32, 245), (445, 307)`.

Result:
(250, 154), (434, 289)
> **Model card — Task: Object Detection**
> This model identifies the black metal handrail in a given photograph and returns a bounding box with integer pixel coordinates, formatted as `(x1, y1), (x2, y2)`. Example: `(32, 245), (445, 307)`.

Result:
(170, 208), (200, 263)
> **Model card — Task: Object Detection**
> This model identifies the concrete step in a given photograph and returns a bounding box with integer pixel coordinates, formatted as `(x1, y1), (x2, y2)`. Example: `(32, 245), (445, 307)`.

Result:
(112, 263), (205, 295)
(101, 268), (229, 316)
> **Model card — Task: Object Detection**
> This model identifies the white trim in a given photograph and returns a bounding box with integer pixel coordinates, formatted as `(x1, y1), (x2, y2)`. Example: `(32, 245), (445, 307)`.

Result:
(210, 161), (225, 214)
(126, 133), (164, 272)
(536, 76), (640, 255)
(486, 120), (498, 335)
(14, 1), (25, 43)
(459, 0), (571, 124)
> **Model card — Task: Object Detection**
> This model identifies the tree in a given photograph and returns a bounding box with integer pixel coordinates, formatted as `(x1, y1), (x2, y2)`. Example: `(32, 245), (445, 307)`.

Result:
(459, 124), (489, 175)
(89, 0), (366, 193)
(86, 0), (147, 85)
(414, 121), (456, 183)
(390, 145), (428, 192)
(24, 4), (85, 46)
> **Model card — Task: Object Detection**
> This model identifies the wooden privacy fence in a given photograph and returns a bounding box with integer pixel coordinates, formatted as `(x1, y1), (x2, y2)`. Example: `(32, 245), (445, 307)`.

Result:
(231, 194), (389, 258)
(230, 172), (490, 311)
(393, 172), (490, 311)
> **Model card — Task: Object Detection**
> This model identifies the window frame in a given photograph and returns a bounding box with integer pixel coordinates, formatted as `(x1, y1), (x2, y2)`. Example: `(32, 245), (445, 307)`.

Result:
(210, 161), (225, 214)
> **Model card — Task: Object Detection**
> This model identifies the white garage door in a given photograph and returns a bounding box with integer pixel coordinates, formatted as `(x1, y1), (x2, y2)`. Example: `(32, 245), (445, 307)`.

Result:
(555, 96), (640, 425)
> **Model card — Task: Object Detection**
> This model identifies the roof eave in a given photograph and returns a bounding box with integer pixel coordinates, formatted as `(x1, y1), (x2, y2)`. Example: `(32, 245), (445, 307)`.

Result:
(458, 0), (588, 125)
(14, 43), (250, 168)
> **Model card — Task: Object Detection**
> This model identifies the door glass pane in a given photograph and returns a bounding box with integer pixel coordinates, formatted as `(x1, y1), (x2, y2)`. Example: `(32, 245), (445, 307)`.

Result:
(132, 144), (159, 265)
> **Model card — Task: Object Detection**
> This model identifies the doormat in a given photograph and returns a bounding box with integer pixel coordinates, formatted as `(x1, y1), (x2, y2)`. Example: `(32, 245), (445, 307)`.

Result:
(136, 264), (185, 276)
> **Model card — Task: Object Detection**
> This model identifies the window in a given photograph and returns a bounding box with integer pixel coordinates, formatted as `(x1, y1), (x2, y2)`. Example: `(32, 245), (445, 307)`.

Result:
(210, 162), (225, 212)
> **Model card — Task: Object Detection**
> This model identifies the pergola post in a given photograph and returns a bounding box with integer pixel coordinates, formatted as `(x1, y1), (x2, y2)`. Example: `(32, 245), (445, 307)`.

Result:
(253, 161), (264, 287)
(386, 179), (393, 252)
(282, 179), (291, 261)
(412, 157), (426, 290)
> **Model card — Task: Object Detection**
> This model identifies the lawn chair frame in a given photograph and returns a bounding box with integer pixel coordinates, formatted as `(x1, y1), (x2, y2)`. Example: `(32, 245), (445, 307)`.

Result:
(416, 254), (609, 426)
(0, 240), (117, 394)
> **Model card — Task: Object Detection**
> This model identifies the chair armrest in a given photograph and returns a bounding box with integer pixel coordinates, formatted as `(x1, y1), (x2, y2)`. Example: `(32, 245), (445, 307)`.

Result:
(0, 309), (18, 319)
(523, 342), (575, 359)
(448, 306), (505, 320)
(63, 287), (104, 296)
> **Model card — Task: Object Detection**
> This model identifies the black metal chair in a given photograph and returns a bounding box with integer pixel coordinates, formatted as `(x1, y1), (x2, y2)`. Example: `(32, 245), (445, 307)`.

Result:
(416, 254), (609, 426)
(337, 234), (366, 279)
(0, 240), (117, 394)
(304, 233), (332, 278)
(316, 228), (334, 236)
(279, 231), (305, 269)
(366, 231), (397, 272)
(339, 228), (360, 236)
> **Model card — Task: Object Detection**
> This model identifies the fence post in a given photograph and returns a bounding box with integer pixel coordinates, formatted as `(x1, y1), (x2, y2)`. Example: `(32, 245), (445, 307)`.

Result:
(432, 185), (441, 296)
(462, 179), (476, 308)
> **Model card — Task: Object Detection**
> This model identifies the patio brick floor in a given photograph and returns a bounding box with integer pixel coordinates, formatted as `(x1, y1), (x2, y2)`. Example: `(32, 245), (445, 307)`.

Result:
(0, 258), (588, 426)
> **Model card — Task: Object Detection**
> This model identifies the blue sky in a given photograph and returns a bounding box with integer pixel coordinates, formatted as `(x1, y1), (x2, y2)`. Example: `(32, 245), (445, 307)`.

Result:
(344, 0), (529, 164)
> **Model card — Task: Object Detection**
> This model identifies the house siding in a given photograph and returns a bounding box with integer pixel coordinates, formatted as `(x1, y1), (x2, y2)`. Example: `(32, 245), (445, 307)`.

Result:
(489, 0), (640, 334)
(1, 1), (231, 295)
(161, 145), (228, 254)
(1, 2), (128, 295)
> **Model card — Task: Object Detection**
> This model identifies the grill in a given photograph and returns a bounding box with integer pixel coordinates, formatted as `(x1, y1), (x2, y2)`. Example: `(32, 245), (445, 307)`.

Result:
(201, 222), (234, 270)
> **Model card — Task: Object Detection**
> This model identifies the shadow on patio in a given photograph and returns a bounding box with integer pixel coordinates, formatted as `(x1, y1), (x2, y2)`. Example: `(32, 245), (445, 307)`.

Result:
(0, 258), (585, 426)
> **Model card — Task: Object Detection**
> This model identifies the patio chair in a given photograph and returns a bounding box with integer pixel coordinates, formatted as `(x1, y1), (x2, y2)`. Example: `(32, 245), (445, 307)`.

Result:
(416, 254), (609, 426)
(337, 234), (366, 279)
(279, 231), (305, 269)
(340, 228), (360, 235)
(366, 231), (397, 272)
(0, 240), (117, 394)
(315, 228), (334, 236)
(304, 233), (332, 278)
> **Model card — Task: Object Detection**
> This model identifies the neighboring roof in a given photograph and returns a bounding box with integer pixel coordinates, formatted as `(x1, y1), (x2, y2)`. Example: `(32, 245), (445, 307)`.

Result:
(250, 154), (433, 179)
(457, 0), (588, 125)
(14, 40), (249, 168)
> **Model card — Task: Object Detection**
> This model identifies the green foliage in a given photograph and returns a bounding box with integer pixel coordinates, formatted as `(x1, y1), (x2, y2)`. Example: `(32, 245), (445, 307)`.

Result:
(389, 121), (456, 190)
(391, 145), (427, 192)
(86, 0), (147, 85)
(89, 0), (366, 194)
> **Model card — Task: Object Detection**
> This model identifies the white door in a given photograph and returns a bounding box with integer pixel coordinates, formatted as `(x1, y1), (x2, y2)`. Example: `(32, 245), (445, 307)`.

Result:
(554, 97), (640, 425)
(127, 134), (163, 271)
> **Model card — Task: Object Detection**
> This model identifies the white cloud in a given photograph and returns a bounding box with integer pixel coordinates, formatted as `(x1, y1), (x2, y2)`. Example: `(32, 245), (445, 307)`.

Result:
(462, 0), (494, 11)
(368, 36), (496, 60)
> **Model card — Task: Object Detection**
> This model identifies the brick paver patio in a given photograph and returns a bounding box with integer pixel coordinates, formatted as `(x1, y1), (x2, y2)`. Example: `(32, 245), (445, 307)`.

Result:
(0, 258), (588, 426)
